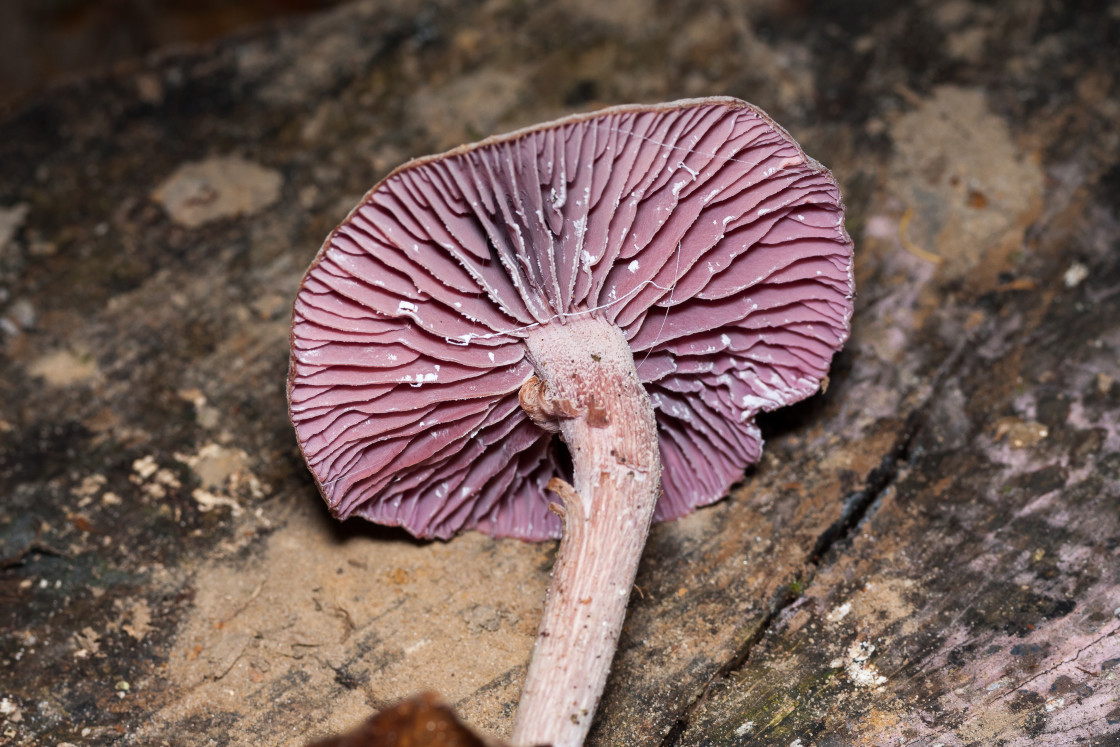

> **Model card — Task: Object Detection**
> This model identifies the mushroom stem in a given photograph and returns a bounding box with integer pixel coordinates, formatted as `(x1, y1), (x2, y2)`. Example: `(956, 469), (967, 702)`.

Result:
(514, 316), (661, 747)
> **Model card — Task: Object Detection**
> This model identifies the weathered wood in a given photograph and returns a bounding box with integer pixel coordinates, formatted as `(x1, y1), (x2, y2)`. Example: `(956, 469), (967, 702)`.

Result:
(1, 1), (1117, 745)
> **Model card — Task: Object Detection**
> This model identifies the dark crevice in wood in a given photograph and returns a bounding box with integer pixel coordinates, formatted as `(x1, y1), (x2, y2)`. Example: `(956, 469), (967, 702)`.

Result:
(0, 538), (73, 569)
(657, 328), (980, 747)
(807, 414), (921, 566)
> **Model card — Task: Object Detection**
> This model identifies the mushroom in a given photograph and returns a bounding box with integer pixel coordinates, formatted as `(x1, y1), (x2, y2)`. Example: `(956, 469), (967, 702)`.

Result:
(289, 97), (854, 747)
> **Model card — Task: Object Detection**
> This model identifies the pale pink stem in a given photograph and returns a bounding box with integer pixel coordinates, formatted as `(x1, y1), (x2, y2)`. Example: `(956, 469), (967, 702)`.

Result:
(512, 316), (661, 747)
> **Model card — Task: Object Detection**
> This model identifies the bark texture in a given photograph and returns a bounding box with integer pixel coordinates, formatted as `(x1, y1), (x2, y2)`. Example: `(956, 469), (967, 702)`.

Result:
(0, 1), (1118, 746)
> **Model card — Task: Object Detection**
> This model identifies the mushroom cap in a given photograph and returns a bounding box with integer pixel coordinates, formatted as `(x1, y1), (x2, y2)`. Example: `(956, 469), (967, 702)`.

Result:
(289, 97), (854, 540)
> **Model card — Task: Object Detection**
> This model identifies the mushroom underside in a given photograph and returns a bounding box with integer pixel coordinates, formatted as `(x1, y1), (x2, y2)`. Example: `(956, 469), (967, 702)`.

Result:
(288, 97), (854, 747)
(289, 97), (852, 542)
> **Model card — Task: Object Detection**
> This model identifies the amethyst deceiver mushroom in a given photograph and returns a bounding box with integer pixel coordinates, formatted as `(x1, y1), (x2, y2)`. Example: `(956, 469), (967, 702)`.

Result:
(289, 97), (854, 747)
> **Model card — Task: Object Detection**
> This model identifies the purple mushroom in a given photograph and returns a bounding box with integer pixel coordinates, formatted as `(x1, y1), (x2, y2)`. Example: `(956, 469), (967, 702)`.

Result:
(289, 97), (854, 747)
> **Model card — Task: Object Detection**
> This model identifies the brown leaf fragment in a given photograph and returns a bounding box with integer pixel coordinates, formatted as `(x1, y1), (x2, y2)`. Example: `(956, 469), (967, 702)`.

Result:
(305, 693), (502, 747)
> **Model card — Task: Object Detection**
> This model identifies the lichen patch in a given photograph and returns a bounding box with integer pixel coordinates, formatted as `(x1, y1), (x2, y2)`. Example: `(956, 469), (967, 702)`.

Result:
(27, 348), (99, 387)
(152, 156), (283, 229)
(887, 86), (1044, 286)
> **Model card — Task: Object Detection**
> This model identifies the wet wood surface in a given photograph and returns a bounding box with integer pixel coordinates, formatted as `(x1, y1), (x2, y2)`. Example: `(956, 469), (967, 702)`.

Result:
(1, 1), (1118, 745)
